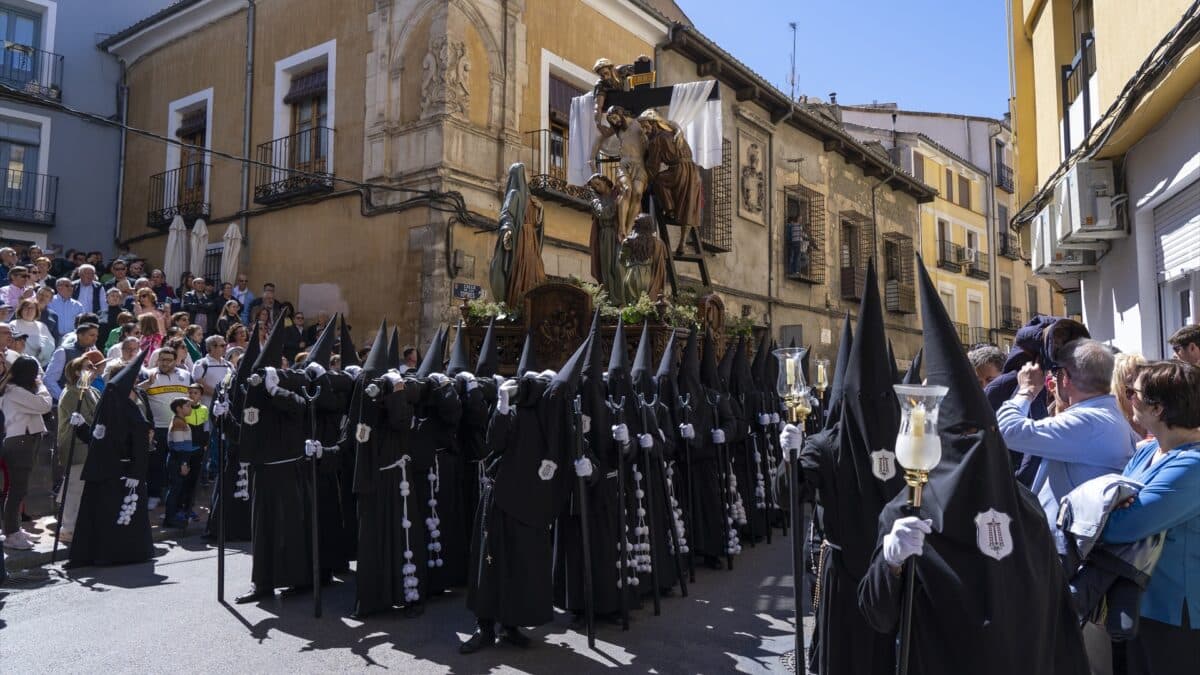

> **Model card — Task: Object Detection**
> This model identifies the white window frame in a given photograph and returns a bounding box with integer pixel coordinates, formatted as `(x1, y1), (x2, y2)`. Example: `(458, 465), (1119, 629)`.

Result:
(938, 282), (958, 320)
(966, 289), (985, 330)
(538, 48), (593, 184)
(4, 0), (56, 56)
(272, 40), (336, 176)
(165, 88), (213, 210)
(0, 105), (51, 214)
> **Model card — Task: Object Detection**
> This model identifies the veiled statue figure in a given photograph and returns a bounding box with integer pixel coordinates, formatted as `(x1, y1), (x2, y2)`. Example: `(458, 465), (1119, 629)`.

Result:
(587, 173), (625, 305)
(619, 213), (668, 303)
(489, 163), (546, 306)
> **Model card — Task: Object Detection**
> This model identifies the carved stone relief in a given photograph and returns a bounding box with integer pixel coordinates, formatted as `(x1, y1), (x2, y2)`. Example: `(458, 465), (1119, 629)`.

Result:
(421, 35), (471, 118)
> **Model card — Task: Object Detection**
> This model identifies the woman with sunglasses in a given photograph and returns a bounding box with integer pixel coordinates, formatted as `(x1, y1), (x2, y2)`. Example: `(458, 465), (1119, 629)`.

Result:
(54, 356), (102, 544)
(1101, 361), (1200, 674)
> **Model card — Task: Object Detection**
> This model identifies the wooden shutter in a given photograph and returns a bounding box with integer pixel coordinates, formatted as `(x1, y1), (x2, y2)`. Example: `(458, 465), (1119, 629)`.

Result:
(958, 175), (971, 209)
(944, 168), (954, 202)
(911, 150), (924, 182)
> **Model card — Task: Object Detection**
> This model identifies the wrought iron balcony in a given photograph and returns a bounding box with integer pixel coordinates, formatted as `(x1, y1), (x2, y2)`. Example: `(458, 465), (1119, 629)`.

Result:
(1061, 33), (1096, 157)
(0, 168), (57, 225)
(996, 162), (1014, 193)
(937, 240), (963, 272)
(966, 251), (990, 280)
(951, 321), (970, 347)
(968, 326), (989, 346)
(840, 264), (866, 301)
(0, 42), (63, 101)
(148, 163), (210, 227)
(998, 305), (1023, 331)
(885, 278), (916, 314)
(524, 129), (618, 210)
(998, 231), (1022, 260)
(254, 127), (334, 204)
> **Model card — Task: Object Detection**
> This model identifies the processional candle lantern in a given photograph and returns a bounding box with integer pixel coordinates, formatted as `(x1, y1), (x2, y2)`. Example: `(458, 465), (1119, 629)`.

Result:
(771, 345), (810, 672)
(813, 358), (829, 398)
(773, 346), (812, 425)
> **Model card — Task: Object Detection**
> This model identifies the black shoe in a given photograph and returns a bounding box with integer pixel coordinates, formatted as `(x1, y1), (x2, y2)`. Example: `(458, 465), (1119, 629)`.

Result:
(20, 512), (32, 522)
(459, 628), (497, 654)
(234, 587), (273, 604)
(499, 625), (531, 648)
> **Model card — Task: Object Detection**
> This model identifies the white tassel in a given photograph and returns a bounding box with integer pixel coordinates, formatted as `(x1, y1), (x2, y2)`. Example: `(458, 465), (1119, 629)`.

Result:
(398, 455), (420, 604)
(425, 455), (445, 570)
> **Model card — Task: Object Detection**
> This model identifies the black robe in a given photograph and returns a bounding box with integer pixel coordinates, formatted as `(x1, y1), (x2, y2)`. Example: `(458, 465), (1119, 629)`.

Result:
(240, 378), (313, 591)
(455, 375), (495, 545)
(206, 383), (252, 542)
(407, 376), (466, 595)
(307, 369), (352, 572)
(69, 397), (155, 567)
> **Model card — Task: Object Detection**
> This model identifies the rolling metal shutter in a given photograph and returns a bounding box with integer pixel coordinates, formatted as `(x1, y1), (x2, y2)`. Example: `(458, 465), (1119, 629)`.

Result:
(1154, 179), (1200, 279)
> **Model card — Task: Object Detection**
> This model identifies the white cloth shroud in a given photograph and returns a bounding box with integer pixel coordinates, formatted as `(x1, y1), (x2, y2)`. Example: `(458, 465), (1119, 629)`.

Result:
(566, 81), (723, 186)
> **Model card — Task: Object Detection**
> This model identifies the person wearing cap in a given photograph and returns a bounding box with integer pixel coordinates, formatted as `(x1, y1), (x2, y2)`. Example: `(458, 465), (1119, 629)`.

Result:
(55, 356), (101, 543)
(0, 303), (12, 324)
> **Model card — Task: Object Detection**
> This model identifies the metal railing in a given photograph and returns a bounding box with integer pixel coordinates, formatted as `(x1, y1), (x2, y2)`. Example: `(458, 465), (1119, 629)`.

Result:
(998, 231), (1022, 260)
(952, 321), (970, 347)
(937, 239), (963, 272)
(0, 168), (57, 224)
(1061, 33), (1095, 158)
(840, 264), (866, 301)
(996, 162), (1014, 192)
(524, 128), (617, 209)
(0, 43), (63, 101)
(998, 305), (1023, 331)
(254, 126), (334, 204)
(966, 252), (990, 280)
(968, 326), (989, 346)
(885, 278), (916, 314)
(148, 162), (210, 227)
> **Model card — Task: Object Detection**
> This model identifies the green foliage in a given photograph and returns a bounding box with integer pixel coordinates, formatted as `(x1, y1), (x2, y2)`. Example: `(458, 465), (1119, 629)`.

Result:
(619, 293), (657, 325)
(569, 276), (700, 327)
(725, 314), (755, 337)
(465, 299), (516, 323)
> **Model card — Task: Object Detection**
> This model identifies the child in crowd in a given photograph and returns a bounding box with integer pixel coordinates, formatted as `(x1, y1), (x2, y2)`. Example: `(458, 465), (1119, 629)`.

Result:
(162, 395), (204, 528)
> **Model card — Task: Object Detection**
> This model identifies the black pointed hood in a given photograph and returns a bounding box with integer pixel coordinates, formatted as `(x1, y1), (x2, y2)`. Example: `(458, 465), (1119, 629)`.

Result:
(655, 328), (679, 382)
(750, 330), (769, 390)
(700, 327), (720, 390)
(474, 318), (499, 377)
(387, 328), (402, 370)
(302, 313), (337, 368)
(550, 329), (588, 394)
(887, 339), (901, 384)
(581, 310), (605, 383)
(801, 343), (812, 387)
(251, 312), (287, 372)
(415, 326), (446, 378)
(338, 317), (360, 368)
(236, 321), (262, 383)
(516, 327), (537, 376)
(361, 320), (389, 380)
(731, 336), (754, 398)
(108, 347), (148, 400)
(679, 326), (701, 390)
(717, 335), (736, 392)
(824, 313), (853, 429)
(631, 322), (656, 397)
(902, 347), (924, 385)
(446, 322), (472, 376)
(607, 317), (629, 376)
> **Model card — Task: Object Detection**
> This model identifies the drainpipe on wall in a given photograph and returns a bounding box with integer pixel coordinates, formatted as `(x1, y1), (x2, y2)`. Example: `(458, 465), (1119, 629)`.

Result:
(239, 1), (256, 251)
(113, 59), (129, 250)
(987, 123), (1002, 344)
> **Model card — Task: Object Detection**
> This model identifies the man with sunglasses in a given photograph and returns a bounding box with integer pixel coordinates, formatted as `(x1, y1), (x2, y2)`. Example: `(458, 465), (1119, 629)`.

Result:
(1167, 324), (1200, 367)
(0, 266), (31, 308)
(996, 338), (1139, 555)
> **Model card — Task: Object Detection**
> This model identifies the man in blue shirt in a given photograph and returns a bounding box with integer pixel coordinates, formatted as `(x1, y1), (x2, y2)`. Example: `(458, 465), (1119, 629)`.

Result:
(48, 277), (85, 333)
(997, 338), (1138, 554)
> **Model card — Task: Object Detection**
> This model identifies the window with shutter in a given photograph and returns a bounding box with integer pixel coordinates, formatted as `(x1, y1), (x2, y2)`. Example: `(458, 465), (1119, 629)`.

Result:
(784, 183), (826, 283)
(912, 150), (924, 182)
(944, 168), (954, 202)
(958, 175), (971, 210)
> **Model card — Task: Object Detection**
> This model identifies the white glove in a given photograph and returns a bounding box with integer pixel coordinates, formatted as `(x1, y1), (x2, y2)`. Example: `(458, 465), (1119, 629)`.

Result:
(679, 423), (695, 439)
(758, 413), (771, 426)
(211, 400), (229, 417)
(456, 372), (478, 392)
(711, 428), (726, 445)
(305, 439), (323, 458)
(612, 423), (630, 443)
(69, 412), (86, 427)
(771, 413), (781, 425)
(780, 423), (803, 451)
(638, 433), (654, 449)
(304, 363), (327, 381)
(497, 379), (518, 415)
(264, 367), (280, 395)
(247, 373), (263, 387)
(493, 374), (506, 388)
(429, 373), (450, 386)
(123, 477), (140, 489)
(882, 516), (933, 567)
(575, 457), (594, 478)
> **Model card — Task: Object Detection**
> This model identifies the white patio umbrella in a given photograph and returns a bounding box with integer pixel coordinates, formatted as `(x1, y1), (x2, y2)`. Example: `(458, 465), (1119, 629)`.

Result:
(189, 218), (209, 280)
(162, 215), (189, 292)
(221, 221), (243, 285)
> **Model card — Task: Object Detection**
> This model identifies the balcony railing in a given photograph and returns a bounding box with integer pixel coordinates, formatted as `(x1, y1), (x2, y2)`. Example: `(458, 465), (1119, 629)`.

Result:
(0, 43), (63, 101)
(996, 162), (1014, 192)
(525, 128), (618, 210)
(966, 252), (990, 280)
(937, 240), (963, 272)
(148, 163), (210, 227)
(254, 127), (334, 205)
(998, 304), (1023, 331)
(968, 326), (989, 346)
(840, 264), (866, 301)
(1061, 33), (1097, 158)
(0, 168), (57, 225)
(952, 321), (970, 347)
(885, 278), (916, 314)
(998, 231), (1022, 260)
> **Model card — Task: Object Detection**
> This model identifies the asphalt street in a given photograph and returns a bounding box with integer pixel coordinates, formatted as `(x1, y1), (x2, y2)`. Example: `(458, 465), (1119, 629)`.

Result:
(1, 531), (809, 674)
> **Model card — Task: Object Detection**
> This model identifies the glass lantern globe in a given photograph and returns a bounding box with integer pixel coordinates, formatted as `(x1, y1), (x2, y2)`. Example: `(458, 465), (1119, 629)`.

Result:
(892, 384), (950, 473)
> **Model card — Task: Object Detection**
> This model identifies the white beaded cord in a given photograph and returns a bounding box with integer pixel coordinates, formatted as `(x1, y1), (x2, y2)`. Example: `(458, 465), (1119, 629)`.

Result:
(398, 455), (420, 604)
(630, 462), (652, 576)
(116, 482), (139, 526)
(664, 461), (689, 555)
(425, 454), (444, 569)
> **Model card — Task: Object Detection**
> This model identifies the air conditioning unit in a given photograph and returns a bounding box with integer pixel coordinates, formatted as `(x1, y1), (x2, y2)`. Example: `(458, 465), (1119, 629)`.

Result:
(961, 247), (978, 264)
(1032, 203), (1100, 275)
(1058, 159), (1123, 244)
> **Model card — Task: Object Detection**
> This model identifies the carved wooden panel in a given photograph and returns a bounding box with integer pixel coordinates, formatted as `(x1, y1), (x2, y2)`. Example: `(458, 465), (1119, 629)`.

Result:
(523, 282), (593, 372)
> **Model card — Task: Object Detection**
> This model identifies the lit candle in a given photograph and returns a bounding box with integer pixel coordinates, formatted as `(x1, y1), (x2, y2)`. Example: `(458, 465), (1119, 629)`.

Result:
(816, 362), (828, 388)
(786, 357), (796, 386)
(910, 403), (926, 438)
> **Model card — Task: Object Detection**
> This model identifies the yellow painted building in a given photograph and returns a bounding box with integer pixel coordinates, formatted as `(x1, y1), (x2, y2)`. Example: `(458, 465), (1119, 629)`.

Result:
(1008, 0), (1200, 354)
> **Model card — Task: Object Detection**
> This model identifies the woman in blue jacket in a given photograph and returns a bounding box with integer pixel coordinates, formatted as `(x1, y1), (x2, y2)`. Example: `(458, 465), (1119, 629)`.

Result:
(1102, 360), (1200, 673)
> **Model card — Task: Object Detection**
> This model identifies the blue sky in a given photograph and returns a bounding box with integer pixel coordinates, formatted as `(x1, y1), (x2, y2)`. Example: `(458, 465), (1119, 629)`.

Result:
(678, 0), (1011, 119)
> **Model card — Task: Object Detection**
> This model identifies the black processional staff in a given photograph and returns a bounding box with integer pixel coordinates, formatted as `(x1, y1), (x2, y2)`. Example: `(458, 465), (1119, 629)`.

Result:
(737, 393), (757, 549)
(605, 395), (632, 631)
(773, 346), (813, 672)
(634, 391), (663, 617)
(51, 377), (88, 564)
(213, 380), (233, 603)
(892, 384), (948, 675)
(571, 395), (596, 649)
(302, 383), (324, 619)
(706, 391), (735, 572)
(677, 394), (697, 584)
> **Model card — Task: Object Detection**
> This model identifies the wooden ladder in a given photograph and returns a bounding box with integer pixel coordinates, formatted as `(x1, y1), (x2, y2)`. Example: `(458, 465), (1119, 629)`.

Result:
(652, 198), (711, 292)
